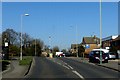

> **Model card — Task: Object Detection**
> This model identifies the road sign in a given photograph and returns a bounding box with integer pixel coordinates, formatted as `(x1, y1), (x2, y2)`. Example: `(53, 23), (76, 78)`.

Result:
(5, 42), (8, 47)
(85, 44), (90, 49)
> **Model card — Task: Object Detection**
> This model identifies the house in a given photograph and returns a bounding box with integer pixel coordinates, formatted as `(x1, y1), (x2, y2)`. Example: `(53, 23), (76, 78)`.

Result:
(41, 52), (48, 57)
(111, 35), (120, 50)
(102, 35), (118, 49)
(71, 44), (80, 54)
(81, 35), (100, 57)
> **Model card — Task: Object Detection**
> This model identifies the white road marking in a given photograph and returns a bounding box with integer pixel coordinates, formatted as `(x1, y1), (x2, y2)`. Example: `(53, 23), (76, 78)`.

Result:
(64, 62), (68, 65)
(72, 70), (84, 79)
(56, 62), (62, 65)
(62, 65), (70, 70)
(67, 65), (73, 69)
(47, 58), (84, 79)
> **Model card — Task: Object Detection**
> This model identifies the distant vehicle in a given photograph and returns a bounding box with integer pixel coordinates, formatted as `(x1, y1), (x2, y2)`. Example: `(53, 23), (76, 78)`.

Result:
(89, 49), (109, 63)
(56, 52), (65, 57)
(59, 53), (65, 57)
(63, 52), (71, 57)
(107, 52), (116, 60)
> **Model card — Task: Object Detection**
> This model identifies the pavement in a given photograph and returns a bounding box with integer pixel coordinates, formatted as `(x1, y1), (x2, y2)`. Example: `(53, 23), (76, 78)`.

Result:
(67, 57), (120, 72)
(1, 60), (29, 79)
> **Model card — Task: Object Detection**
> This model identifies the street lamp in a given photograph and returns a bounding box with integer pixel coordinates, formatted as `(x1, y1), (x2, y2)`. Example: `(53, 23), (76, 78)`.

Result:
(49, 36), (51, 52)
(76, 25), (79, 57)
(35, 39), (36, 56)
(70, 25), (79, 57)
(20, 13), (29, 60)
(100, 0), (102, 64)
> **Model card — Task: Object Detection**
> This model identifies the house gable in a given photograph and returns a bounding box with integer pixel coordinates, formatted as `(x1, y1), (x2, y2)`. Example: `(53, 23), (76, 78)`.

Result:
(82, 36), (100, 44)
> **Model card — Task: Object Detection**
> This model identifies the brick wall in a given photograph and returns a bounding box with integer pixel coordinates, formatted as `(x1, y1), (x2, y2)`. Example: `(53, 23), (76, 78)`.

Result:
(85, 44), (100, 54)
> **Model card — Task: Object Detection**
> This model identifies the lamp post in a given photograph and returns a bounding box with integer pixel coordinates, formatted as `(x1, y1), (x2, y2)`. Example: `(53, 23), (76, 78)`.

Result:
(76, 25), (78, 57)
(35, 39), (37, 56)
(49, 36), (51, 52)
(20, 13), (29, 60)
(100, 0), (102, 64)
(70, 25), (79, 57)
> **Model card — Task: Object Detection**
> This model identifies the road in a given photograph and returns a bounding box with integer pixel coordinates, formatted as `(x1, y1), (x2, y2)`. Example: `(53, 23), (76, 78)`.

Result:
(25, 57), (119, 80)
(25, 57), (79, 79)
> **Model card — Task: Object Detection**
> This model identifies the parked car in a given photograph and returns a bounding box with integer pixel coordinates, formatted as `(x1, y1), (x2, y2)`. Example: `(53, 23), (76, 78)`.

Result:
(89, 49), (109, 63)
(56, 52), (65, 57)
(58, 53), (65, 57)
(63, 52), (71, 57)
(107, 52), (116, 60)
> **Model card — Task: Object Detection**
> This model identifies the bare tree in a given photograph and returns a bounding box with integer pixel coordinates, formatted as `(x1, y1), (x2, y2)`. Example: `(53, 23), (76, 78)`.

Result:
(52, 46), (59, 56)
(2, 29), (18, 45)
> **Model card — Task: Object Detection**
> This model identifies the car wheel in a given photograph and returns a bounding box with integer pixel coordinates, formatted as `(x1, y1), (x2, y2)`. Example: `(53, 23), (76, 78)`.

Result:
(105, 60), (108, 63)
(89, 59), (91, 62)
(89, 58), (92, 63)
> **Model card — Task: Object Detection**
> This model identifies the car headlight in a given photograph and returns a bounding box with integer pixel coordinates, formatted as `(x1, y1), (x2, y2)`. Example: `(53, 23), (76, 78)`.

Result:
(95, 57), (99, 59)
(105, 57), (108, 59)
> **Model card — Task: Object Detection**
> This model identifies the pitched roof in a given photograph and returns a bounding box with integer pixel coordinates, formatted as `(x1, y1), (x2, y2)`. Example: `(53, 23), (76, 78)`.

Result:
(82, 36), (100, 44)
(113, 35), (120, 41)
(71, 44), (80, 49)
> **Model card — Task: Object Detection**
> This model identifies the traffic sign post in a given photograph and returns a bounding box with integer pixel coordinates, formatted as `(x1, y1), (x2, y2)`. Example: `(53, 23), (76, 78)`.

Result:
(4, 42), (9, 60)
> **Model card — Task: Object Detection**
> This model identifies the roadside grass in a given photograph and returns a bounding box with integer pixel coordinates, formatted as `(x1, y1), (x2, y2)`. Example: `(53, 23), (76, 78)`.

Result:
(0, 60), (10, 62)
(19, 56), (33, 65)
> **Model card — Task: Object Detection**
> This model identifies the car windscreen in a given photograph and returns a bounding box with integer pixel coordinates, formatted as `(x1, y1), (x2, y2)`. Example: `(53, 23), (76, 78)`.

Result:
(109, 52), (115, 55)
(92, 51), (104, 56)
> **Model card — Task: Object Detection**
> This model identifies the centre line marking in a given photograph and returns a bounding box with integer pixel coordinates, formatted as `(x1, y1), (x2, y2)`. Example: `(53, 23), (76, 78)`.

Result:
(67, 65), (73, 69)
(62, 65), (70, 69)
(72, 70), (84, 79)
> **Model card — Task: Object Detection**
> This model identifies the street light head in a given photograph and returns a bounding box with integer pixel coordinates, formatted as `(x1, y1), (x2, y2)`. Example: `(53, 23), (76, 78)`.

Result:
(24, 14), (29, 16)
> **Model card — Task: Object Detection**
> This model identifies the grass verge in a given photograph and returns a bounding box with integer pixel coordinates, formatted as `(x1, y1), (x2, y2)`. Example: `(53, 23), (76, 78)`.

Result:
(19, 56), (33, 65)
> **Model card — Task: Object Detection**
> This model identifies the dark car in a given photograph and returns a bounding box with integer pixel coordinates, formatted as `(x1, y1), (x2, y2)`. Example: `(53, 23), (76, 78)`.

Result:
(89, 50), (109, 63)
(63, 52), (71, 57)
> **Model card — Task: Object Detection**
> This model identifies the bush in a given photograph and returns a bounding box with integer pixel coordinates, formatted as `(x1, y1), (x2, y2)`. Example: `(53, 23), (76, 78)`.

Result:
(2, 60), (10, 71)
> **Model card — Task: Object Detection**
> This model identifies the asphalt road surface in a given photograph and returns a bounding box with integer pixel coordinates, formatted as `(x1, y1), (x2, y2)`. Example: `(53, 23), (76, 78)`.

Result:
(58, 58), (119, 78)
(24, 57), (119, 80)
(25, 57), (79, 79)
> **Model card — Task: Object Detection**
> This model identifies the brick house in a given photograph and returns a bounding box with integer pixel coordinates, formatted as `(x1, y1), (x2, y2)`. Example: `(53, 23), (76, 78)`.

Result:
(81, 35), (100, 56)
(102, 35), (118, 49)
(71, 44), (80, 54)
(111, 35), (120, 50)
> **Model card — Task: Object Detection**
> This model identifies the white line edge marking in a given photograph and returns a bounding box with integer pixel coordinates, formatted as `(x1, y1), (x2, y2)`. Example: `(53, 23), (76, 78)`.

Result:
(72, 70), (84, 79)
